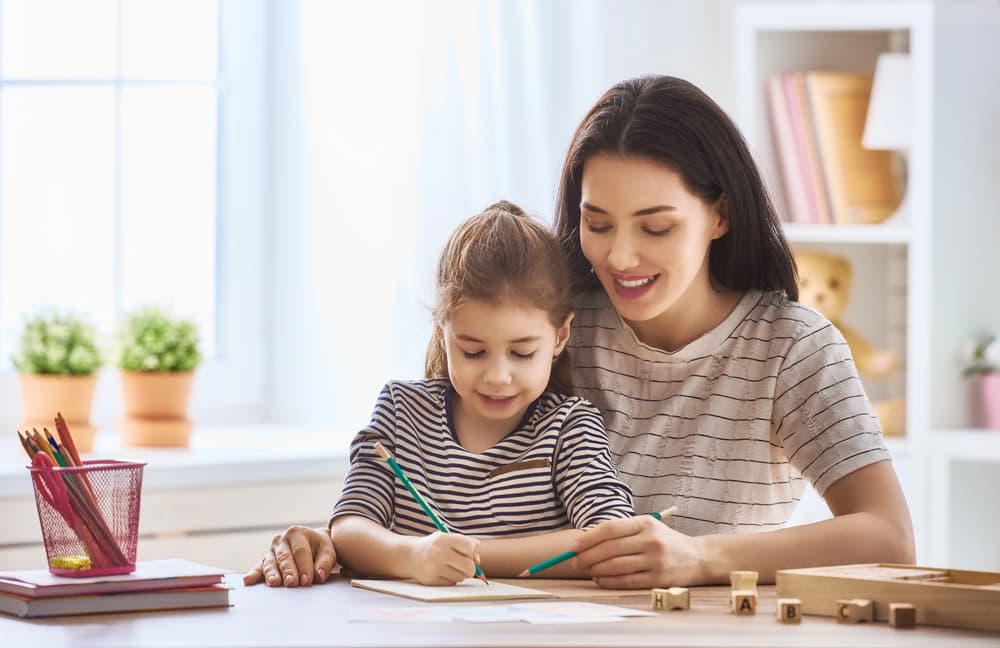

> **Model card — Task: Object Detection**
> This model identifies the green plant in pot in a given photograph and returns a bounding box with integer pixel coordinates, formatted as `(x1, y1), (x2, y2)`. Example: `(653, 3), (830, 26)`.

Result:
(116, 307), (201, 447)
(11, 309), (104, 452)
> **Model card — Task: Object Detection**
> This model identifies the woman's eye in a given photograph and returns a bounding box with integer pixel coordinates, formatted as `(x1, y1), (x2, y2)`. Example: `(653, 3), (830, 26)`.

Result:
(512, 351), (536, 360)
(462, 350), (484, 359)
(643, 226), (672, 236)
(585, 220), (611, 234)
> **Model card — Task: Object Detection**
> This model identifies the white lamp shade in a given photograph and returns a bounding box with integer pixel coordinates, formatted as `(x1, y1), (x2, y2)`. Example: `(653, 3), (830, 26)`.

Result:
(862, 52), (911, 151)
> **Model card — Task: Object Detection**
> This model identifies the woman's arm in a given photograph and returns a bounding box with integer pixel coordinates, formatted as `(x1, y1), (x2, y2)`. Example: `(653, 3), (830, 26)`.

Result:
(573, 460), (914, 588)
(332, 515), (482, 586)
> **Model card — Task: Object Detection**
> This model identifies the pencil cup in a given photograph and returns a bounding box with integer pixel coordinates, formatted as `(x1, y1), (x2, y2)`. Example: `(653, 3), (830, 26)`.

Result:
(28, 459), (146, 577)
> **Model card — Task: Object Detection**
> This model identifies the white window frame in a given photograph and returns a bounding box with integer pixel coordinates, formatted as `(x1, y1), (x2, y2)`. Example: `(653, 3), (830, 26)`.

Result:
(0, 0), (270, 427)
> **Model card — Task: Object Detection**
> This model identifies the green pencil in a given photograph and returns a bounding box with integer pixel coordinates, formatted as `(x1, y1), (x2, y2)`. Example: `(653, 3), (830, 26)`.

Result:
(517, 506), (678, 577)
(373, 441), (489, 585)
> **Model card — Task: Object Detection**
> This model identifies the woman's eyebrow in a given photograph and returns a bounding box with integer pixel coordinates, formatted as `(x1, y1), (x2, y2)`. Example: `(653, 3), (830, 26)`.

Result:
(581, 201), (678, 217)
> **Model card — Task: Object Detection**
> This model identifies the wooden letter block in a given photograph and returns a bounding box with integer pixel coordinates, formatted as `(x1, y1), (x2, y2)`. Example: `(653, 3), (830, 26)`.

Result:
(889, 602), (916, 629)
(731, 589), (757, 615)
(651, 587), (689, 610)
(836, 598), (874, 624)
(776, 598), (802, 624)
(729, 570), (759, 592)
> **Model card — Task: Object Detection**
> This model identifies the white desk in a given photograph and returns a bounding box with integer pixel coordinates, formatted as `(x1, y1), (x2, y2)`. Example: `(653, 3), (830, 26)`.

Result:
(2, 577), (998, 647)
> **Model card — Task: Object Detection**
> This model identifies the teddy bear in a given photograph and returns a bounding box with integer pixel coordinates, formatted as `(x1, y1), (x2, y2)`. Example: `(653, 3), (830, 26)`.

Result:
(794, 249), (905, 436)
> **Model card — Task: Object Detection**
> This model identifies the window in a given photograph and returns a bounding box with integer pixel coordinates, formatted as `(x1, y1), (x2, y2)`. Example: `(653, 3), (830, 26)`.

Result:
(0, 0), (268, 424)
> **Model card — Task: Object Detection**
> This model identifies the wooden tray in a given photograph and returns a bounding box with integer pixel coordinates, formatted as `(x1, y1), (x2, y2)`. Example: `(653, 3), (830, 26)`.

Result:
(776, 563), (1000, 632)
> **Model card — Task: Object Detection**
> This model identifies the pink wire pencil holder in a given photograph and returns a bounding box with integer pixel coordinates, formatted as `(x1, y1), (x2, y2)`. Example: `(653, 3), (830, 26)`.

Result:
(27, 458), (146, 577)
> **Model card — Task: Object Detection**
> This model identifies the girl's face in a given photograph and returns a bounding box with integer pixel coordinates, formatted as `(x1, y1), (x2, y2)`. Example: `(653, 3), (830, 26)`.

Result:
(443, 298), (571, 435)
(579, 153), (728, 327)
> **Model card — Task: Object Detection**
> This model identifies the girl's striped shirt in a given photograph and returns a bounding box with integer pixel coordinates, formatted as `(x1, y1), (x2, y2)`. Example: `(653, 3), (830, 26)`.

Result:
(331, 378), (634, 536)
(567, 289), (891, 537)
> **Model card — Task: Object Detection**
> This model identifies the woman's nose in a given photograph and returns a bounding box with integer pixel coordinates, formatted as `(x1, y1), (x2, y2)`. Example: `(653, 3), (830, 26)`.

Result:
(607, 231), (639, 271)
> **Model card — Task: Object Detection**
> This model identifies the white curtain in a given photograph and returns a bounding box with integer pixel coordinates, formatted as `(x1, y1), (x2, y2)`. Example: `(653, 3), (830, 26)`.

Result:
(269, 0), (718, 439)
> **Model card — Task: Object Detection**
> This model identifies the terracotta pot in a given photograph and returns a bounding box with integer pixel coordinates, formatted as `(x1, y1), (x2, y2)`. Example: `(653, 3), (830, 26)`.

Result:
(982, 373), (1000, 430)
(18, 374), (98, 453)
(119, 371), (194, 418)
(18, 373), (97, 422)
(120, 417), (193, 447)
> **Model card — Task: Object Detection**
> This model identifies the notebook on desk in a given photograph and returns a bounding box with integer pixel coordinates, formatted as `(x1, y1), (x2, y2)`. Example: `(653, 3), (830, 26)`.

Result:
(0, 584), (231, 618)
(351, 578), (557, 602)
(0, 558), (227, 598)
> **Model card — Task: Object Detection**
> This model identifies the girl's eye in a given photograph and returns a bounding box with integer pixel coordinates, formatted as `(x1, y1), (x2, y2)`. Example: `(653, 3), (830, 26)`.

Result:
(462, 350), (484, 359)
(512, 351), (536, 360)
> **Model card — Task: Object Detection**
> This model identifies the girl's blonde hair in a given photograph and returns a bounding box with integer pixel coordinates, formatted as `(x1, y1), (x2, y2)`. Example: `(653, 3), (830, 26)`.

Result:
(424, 200), (575, 394)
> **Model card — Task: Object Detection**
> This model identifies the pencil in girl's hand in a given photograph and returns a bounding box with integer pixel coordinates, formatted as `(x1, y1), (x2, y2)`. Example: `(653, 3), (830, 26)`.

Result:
(372, 440), (490, 585)
(517, 506), (679, 577)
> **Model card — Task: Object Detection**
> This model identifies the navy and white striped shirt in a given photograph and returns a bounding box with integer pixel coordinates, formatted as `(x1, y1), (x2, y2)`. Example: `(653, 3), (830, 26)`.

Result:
(331, 378), (634, 537)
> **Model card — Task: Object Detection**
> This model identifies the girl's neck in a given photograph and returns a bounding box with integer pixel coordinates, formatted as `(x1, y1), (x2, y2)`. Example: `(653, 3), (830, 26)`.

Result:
(448, 392), (529, 454)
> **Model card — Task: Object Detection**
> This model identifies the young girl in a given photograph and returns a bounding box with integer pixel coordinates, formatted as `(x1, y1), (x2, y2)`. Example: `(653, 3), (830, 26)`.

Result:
(325, 200), (634, 585)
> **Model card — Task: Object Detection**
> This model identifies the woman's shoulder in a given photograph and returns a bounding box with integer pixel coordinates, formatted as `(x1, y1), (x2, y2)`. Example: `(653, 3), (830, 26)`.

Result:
(747, 290), (838, 339)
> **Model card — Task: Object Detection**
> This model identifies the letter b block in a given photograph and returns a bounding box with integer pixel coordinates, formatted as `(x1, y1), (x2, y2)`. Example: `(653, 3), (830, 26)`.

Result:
(776, 598), (802, 624)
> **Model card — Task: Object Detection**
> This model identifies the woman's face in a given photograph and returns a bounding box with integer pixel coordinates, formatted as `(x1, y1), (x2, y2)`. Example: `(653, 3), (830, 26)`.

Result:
(579, 153), (728, 325)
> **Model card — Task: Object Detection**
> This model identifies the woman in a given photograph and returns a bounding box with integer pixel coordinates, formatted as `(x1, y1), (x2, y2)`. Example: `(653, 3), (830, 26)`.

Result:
(244, 75), (913, 589)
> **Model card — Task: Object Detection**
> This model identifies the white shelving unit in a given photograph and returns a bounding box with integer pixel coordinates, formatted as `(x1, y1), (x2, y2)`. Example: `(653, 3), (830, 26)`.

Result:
(733, 2), (1000, 568)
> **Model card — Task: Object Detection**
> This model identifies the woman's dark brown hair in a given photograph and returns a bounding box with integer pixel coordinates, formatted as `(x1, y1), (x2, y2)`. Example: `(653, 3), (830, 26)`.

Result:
(553, 75), (798, 300)
(424, 200), (575, 393)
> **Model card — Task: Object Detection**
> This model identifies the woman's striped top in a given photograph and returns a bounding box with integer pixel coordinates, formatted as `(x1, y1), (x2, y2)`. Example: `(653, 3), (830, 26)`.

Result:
(331, 378), (635, 537)
(566, 289), (891, 537)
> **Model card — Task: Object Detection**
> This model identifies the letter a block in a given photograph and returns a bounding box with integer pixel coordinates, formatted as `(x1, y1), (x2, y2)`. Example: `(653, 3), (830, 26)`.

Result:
(776, 598), (802, 624)
(651, 587), (689, 611)
(836, 598), (874, 624)
(731, 590), (757, 615)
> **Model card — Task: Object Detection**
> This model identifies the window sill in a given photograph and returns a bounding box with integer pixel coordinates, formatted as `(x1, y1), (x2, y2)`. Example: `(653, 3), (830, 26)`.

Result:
(1, 424), (350, 497)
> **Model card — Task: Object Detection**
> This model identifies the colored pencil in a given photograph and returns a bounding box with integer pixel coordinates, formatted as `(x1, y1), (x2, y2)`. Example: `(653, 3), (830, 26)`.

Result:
(372, 441), (489, 585)
(517, 506), (679, 577)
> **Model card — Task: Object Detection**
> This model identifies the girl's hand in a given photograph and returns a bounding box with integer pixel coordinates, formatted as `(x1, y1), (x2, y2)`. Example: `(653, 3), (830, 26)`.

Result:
(409, 532), (481, 586)
(572, 516), (708, 589)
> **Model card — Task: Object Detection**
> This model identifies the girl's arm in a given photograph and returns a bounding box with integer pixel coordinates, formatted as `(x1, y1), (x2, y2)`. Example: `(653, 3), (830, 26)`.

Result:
(331, 515), (482, 586)
(477, 528), (588, 578)
(572, 460), (914, 588)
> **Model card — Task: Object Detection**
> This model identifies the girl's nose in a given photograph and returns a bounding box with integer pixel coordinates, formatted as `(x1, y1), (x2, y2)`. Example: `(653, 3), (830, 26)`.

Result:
(607, 231), (639, 271)
(483, 359), (513, 385)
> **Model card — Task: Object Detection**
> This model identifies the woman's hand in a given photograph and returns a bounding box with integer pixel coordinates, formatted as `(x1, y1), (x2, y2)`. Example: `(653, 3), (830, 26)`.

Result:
(243, 525), (339, 587)
(572, 516), (707, 589)
(409, 532), (481, 586)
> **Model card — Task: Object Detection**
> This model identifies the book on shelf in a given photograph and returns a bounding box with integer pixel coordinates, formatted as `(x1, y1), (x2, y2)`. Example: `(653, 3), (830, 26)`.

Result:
(0, 558), (227, 599)
(766, 70), (900, 226)
(767, 75), (811, 223)
(805, 71), (901, 225)
(0, 584), (231, 618)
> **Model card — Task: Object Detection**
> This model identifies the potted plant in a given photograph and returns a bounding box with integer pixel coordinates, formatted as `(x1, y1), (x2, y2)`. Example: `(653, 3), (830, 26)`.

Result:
(116, 307), (201, 447)
(960, 334), (1000, 430)
(11, 310), (103, 452)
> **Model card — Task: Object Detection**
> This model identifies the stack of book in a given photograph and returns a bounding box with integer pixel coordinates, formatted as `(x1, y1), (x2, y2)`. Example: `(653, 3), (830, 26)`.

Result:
(0, 558), (230, 618)
(767, 71), (901, 225)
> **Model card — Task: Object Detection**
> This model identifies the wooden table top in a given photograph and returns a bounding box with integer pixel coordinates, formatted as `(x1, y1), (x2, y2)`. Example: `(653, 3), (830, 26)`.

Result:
(2, 576), (998, 647)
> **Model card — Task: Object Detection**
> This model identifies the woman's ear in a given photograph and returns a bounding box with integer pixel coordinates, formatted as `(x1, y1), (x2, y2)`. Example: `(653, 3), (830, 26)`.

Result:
(712, 194), (730, 240)
(553, 312), (575, 356)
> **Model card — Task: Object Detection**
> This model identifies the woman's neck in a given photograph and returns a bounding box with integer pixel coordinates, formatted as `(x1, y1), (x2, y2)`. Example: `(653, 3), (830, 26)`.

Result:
(628, 286), (744, 353)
